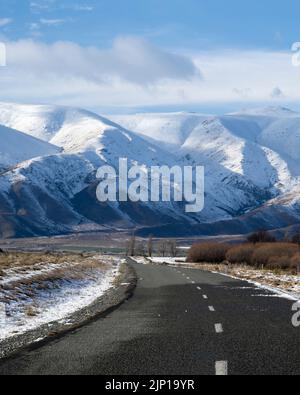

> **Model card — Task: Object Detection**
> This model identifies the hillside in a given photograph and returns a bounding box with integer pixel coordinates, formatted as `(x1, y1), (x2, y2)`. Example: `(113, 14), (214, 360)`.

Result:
(0, 124), (60, 171)
(1, 104), (300, 238)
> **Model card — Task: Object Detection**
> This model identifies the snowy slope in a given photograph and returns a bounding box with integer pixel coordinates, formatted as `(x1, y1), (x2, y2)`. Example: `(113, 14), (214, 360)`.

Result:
(0, 102), (131, 153)
(112, 112), (210, 151)
(113, 108), (300, 192)
(1, 103), (300, 238)
(0, 124), (60, 170)
(0, 103), (68, 142)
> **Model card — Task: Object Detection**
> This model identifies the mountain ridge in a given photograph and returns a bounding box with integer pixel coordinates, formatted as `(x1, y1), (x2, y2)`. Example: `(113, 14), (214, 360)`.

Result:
(1, 102), (300, 238)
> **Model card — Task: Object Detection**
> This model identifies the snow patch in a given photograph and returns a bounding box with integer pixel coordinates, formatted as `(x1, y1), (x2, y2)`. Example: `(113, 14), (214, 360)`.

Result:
(0, 256), (120, 341)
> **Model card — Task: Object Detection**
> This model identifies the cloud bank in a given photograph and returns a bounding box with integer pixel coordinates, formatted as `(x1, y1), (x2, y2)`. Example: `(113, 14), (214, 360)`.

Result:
(0, 36), (298, 110)
(6, 36), (199, 85)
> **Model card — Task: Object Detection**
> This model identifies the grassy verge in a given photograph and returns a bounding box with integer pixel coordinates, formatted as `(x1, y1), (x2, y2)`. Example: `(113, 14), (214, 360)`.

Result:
(0, 252), (112, 318)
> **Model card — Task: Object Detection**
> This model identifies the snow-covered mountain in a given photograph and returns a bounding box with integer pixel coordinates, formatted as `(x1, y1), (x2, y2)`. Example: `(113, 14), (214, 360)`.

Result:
(113, 108), (300, 190)
(1, 103), (300, 238)
(0, 124), (60, 171)
(0, 102), (127, 152)
(112, 108), (300, 235)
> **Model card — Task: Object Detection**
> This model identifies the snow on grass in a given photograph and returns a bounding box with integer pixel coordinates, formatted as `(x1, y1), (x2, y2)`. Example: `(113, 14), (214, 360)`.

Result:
(131, 257), (150, 265)
(182, 262), (300, 301)
(132, 257), (186, 265)
(0, 254), (120, 340)
(213, 270), (300, 301)
(150, 257), (187, 265)
(146, 256), (300, 301)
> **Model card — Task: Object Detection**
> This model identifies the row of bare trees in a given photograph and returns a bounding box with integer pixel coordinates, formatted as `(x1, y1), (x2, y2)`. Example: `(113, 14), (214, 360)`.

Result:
(125, 233), (178, 258)
(247, 230), (300, 245)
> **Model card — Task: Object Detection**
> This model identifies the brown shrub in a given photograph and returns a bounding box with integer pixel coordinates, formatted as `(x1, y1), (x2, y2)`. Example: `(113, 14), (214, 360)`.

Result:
(266, 256), (292, 271)
(251, 243), (300, 267)
(291, 253), (300, 272)
(226, 244), (256, 265)
(187, 243), (231, 263)
(291, 234), (300, 245)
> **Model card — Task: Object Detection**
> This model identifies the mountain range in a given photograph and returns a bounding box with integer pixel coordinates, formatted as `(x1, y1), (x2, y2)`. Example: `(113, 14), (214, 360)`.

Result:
(1, 102), (300, 238)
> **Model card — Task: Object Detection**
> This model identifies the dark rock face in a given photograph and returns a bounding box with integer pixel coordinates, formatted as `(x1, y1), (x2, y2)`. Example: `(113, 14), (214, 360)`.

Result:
(0, 173), (299, 238)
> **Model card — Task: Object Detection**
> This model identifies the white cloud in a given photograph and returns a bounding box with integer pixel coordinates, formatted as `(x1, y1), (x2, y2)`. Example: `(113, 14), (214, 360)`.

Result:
(5, 37), (199, 85)
(0, 18), (12, 27)
(39, 18), (67, 26)
(30, 0), (56, 12)
(30, 0), (93, 13)
(0, 38), (299, 110)
(72, 5), (94, 12)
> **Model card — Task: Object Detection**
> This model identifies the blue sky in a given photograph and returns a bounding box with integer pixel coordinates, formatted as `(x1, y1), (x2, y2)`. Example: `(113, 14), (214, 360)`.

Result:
(0, 0), (300, 113)
(1, 0), (299, 50)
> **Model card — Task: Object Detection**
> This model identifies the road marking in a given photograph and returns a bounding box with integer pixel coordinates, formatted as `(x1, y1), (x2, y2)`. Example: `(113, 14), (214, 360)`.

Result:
(209, 306), (215, 312)
(215, 323), (223, 333)
(215, 361), (228, 376)
(197, 286), (201, 290)
(203, 295), (208, 299)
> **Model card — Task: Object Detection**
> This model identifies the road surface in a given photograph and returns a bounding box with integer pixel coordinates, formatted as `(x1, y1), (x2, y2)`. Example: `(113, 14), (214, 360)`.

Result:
(0, 261), (300, 375)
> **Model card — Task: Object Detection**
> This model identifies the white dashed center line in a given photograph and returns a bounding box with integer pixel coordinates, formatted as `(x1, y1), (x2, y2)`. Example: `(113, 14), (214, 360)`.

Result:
(174, 267), (227, 375)
(215, 323), (224, 333)
(215, 361), (228, 376)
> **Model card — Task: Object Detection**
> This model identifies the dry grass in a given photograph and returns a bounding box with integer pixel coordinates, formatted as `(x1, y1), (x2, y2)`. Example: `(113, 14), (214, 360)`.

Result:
(0, 252), (111, 309)
(0, 252), (88, 270)
(25, 305), (38, 317)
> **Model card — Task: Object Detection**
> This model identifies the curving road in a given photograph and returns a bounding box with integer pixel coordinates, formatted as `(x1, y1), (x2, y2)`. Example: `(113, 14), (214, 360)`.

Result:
(0, 261), (300, 375)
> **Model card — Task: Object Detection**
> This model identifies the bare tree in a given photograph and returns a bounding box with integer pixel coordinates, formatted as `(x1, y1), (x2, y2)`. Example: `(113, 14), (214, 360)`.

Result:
(247, 231), (276, 244)
(126, 231), (136, 257)
(159, 241), (167, 257)
(169, 239), (177, 257)
(292, 234), (300, 245)
(148, 235), (153, 258)
(135, 241), (146, 257)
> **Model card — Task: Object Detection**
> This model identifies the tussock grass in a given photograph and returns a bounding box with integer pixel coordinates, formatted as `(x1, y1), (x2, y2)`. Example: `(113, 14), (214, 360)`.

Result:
(0, 253), (111, 309)
(0, 252), (89, 270)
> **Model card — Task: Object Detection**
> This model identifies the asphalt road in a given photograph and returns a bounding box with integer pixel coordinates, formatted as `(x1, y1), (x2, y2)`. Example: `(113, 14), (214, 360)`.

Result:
(0, 261), (300, 375)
